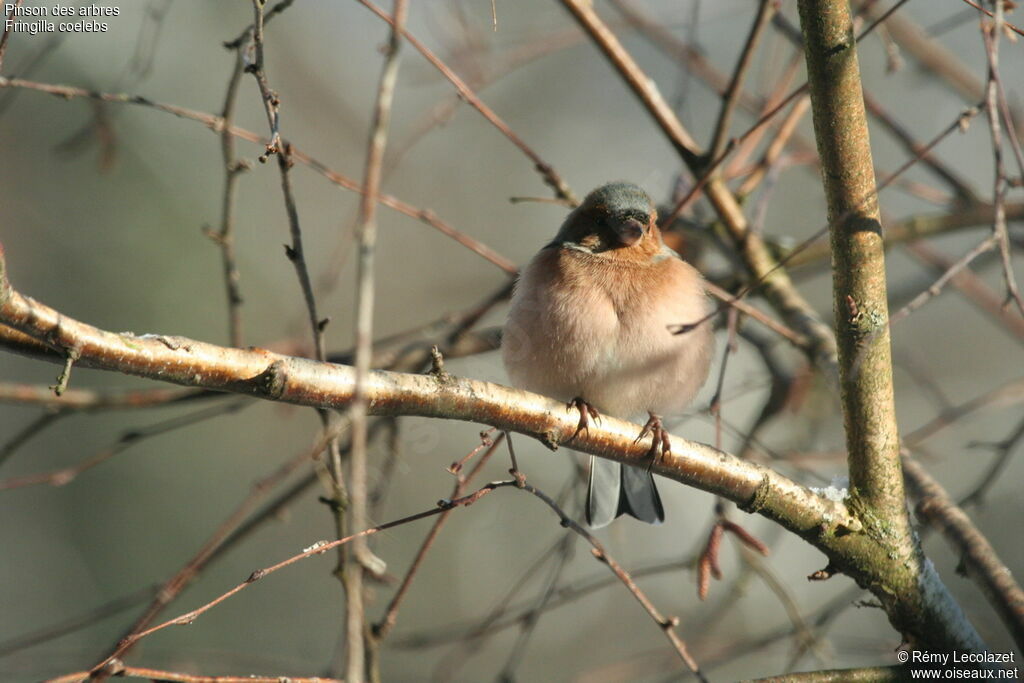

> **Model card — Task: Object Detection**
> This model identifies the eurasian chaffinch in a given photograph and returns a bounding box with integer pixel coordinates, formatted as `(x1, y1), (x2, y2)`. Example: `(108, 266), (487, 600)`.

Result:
(503, 182), (714, 527)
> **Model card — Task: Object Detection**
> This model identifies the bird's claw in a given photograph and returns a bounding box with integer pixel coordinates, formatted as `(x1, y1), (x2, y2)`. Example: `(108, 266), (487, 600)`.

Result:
(634, 413), (671, 469)
(567, 397), (600, 440)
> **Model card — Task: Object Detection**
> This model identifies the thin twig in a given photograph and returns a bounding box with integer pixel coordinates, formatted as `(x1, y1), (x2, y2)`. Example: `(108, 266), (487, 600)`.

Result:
(0, 0), (25, 73)
(372, 433), (503, 640)
(736, 93), (812, 198)
(658, 138), (736, 230)
(52, 667), (339, 683)
(855, 0), (1001, 112)
(888, 235), (999, 328)
(430, 508), (580, 680)
(0, 76), (518, 274)
(0, 400), (249, 491)
(513, 481), (706, 680)
(902, 233), (1024, 341)
(348, 1), (408, 677)
(94, 419), (357, 668)
(209, 34), (250, 348)
(903, 453), (1024, 652)
(981, 8), (1024, 316)
(725, 46), (808, 191)
(959, 0), (1024, 37)
(493, 529), (578, 682)
(863, 91), (978, 204)
(961, 414), (1024, 508)
(0, 383), (207, 410)
(703, 281), (808, 349)
(707, 0), (776, 161)
(355, 0), (578, 205)
(245, 1), (325, 359)
(904, 375), (1024, 449)
(246, 1), (281, 161)
(393, 556), (692, 648)
(709, 307), (741, 454)
(0, 410), (64, 467)
(559, 0), (701, 162)
(88, 481), (514, 676)
(278, 145), (326, 359)
(0, 584), (157, 658)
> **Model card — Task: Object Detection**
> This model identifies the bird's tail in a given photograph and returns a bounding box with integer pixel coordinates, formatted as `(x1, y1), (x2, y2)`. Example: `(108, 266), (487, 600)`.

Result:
(586, 456), (665, 528)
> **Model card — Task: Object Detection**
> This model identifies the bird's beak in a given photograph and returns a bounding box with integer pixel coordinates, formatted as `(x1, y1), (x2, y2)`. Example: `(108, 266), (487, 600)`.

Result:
(613, 216), (647, 246)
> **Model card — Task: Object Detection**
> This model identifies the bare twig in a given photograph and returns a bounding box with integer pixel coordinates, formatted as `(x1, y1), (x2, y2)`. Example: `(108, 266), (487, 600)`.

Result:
(981, 7), (1024, 316)
(0, 0), (25, 73)
(856, 1), (984, 105)
(52, 667), (340, 683)
(393, 556), (693, 648)
(513, 481), (706, 679)
(243, 2), (326, 360)
(93, 419), (357, 669)
(863, 91), (979, 204)
(903, 240), (1024, 342)
(246, 1), (281, 161)
(785, 201), (1024, 268)
(0, 410), (63, 467)
(707, 0), (776, 161)
(903, 453), (1024, 652)
(904, 375), (1024, 449)
(0, 584), (156, 658)
(703, 281), (808, 349)
(0, 400), (248, 491)
(959, 0), (1024, 37)
(0, 77), (518, 274)
(736, 93), (812, 198)
(348, 1), (408, 677)
(355, 0), (578, 204)
(961, 415), (1024, 508)
(372, 433), (503, 640)
(0, 383), (206, 410)
(278, 145), (326, 358)
(50, 347), (79, 396)
(559, 0), (700, 161)
(88, 481), (515, 677)
(209, 33), (250, 348)
(888, 235), (999, 328)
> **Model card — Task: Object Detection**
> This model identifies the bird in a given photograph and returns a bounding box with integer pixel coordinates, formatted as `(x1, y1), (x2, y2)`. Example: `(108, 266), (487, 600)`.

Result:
(502, 181), (715, 528)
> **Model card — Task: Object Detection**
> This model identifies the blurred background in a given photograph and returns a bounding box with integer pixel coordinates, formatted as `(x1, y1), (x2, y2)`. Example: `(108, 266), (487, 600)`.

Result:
(1, 0), (1022, 680)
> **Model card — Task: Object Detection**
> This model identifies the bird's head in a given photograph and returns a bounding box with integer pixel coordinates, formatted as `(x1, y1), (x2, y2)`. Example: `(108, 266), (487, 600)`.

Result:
(552, 182), (661, 257)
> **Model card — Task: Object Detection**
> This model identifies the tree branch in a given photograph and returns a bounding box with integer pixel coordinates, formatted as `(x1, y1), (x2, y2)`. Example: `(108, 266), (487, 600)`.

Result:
(0, 242), (991, 652)
(796, 0), (985, 654)
(903, 453), (1024, 652)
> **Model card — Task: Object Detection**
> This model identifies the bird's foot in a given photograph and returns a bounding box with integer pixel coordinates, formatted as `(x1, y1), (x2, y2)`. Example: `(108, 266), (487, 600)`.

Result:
(567, 397), (601, 440)
(634, 412), (671, 468)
